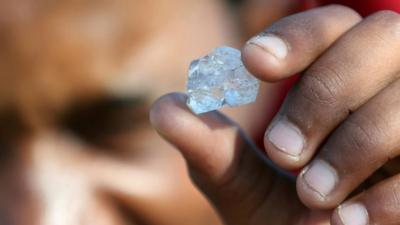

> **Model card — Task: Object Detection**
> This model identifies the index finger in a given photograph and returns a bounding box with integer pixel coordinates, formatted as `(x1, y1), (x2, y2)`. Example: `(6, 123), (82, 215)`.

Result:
(242, 4), (361, 82)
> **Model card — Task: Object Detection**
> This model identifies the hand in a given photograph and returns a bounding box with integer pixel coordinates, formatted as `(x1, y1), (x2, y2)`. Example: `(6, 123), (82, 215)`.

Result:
(243, 4), (400, 225)
(151, 92), (330, 225)
(151, 5), (400, 225)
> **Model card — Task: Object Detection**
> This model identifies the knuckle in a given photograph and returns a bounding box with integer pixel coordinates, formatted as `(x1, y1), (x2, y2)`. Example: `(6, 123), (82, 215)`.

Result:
(379, 179), (400, 206)
(368, 10), (400, 35)
(388, 186), (400, 206)
(299, 65), (345, 106)
(345, 120), (374, 151)
(325, 4), (362, 20)
(370, 10), (400, 22)
(342, 115), (389, 159)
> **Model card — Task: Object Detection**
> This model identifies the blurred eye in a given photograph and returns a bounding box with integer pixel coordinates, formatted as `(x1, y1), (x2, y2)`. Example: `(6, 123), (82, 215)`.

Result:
(61, 95), (149, 148)
(0, 108), (27, 154)
(109, 195), (150, 225)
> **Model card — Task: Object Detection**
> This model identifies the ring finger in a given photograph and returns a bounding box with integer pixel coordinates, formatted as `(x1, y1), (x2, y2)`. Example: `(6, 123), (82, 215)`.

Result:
(297, 78), (400, 209)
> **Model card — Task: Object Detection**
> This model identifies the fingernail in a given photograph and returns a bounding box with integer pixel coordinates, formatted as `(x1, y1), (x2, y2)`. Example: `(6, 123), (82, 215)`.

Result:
(267, 119), (304, 157)
(247, 34), (289, 59)
(338, 203), (368, 225)
(302, 160), (338, 198)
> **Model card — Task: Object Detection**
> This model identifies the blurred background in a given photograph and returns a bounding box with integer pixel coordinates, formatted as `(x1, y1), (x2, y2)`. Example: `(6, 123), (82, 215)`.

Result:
(0, 0), (302, 224)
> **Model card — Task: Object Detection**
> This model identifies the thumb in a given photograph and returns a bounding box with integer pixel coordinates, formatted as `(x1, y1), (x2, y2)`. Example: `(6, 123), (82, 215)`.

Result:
(150, 92), (268, 185)
(149, 93), (305, 225)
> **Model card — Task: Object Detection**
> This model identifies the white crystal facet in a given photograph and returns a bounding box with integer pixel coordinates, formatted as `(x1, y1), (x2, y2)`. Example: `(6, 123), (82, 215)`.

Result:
(186, 46), (260, 114)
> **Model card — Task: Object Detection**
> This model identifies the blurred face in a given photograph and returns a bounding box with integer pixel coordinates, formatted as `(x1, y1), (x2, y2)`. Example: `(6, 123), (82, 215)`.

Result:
(0, 0), (239, 224)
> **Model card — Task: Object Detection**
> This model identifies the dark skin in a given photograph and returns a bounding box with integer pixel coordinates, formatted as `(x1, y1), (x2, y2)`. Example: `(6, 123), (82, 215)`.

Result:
(151, 5), (400, 225)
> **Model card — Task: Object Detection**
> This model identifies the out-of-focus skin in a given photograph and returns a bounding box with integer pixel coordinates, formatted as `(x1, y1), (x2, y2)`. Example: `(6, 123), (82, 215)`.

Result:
(0, 0), (283, 224)
(0, 0), (316, 224)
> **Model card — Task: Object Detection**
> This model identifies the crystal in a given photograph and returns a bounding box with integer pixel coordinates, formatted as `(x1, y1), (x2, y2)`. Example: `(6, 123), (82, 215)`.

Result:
(186, 46), (260, 114)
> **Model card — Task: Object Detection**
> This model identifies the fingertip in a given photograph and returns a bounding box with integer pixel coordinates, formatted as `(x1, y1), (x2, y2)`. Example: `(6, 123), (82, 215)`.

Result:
(150, 92), (252, 182)
(330, 207), (344, 225)
(263, 118), (307, 170)
(296, 174), (332, 210)
(331, 203), (369, 225)
(242, 42), (286, 82)
(263, 138), (304, 171)
(241, 4), (362, 83)
(296, 161), (340, 210)
(149, 92), (188, 135)
(150, 92), (238, 149)
(323, 4), (362, 22)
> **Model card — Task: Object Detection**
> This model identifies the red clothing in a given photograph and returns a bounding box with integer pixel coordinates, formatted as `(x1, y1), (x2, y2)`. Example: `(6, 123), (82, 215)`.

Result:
(319, 0), (400, 16)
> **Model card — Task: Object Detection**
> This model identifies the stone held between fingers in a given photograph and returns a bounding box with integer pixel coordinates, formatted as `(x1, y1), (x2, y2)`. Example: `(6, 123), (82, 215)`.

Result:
(186, 46), (260, 114)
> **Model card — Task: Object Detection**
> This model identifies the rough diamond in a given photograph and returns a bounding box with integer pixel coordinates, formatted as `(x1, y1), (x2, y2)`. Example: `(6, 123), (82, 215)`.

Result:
(186, 46), (260, 114)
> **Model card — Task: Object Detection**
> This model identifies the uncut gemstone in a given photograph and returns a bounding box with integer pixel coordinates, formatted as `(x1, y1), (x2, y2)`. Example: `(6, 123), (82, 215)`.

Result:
(186, 46), (260, 114)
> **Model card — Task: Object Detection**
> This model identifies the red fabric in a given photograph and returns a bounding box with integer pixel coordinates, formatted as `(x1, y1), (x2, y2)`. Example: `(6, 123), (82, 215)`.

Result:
(318, 0), (400, 16)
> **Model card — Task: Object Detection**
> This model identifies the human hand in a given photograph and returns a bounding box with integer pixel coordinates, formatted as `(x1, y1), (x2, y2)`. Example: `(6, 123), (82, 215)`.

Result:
(243, 4), (400, 225)
(151, 4), (400, 225)
(151, 92), (330, 225)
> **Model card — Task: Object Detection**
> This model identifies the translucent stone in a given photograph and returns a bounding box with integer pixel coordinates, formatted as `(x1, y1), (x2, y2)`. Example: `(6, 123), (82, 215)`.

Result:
(186, 46), (260, 114)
